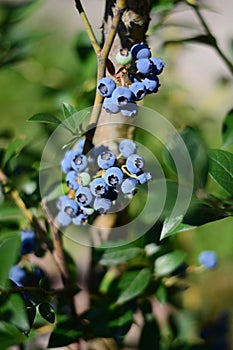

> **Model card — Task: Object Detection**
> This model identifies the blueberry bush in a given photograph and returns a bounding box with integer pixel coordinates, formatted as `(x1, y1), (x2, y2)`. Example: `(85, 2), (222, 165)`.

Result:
(0, 1), (233, 349)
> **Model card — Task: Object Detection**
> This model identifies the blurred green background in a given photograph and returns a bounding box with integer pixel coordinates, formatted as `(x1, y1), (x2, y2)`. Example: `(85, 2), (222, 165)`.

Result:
(0, 0), (233, 347)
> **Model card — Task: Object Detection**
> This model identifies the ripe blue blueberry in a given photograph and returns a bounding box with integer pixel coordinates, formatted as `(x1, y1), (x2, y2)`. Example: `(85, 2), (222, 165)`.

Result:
(136, 58), (152, 75)
(75, 138), (85, 154)
(121, 102), (138, 117)
(20, 229), (35, 255)
(198, 251), (217, 269)
(72, 212), (89, 226)
(90, 178), (108, 197)
(93, 197), (112, 215)
(9, 265), (27, 287)
(71, 152), (88, 172)
(129, 82), (146, 100)
(60, 150), (76, 174)
(97, 77), (116, 97)
(121, 178), (138, 194)
(57, 211), (72, 226)
(143, 75), (160, 94)
(56, 195), (69, 210)
(75, 186), (93, 206)
(126, 154), (145, 174)
(97, 151), (116, 170)
(112, 87), (133, 106)
(131, 43), (151, 59)
(137, 172), (152, 184)
(66, 171), (79, 190)
(104, 97), (121, 114)
(150, 57), (165, 75)
(104, 167), (124, 187)
(119, 139), (137, 158)
(62, 197), (79, 217)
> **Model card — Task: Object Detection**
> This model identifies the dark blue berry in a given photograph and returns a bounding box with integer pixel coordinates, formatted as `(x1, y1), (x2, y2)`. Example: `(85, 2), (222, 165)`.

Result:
(9, 265), (27, 287)
(71, 153), (88, 172)
(66, 171), (79, 190)
(121, 178), (138, 194)
(93, 197), (112, 215)
(97, 151), (116, 170)
(129, 82), (146, 100)
(131, 43), (151, 59)
(143, 75), (160, 94)
(97, 77), (116, 97)
(90, 178), (108, 197)
(126, 154), (145, 174)
(112, 87), (133, 106)
(198, 251), (217, 269)
(119, 139), (137, 158)
(150, 57), (165, 75)
(104, 167), (124, 187)
(20, 229), (35, 255)
(136, 58), (152, 75)
(75, 186), (93, 206)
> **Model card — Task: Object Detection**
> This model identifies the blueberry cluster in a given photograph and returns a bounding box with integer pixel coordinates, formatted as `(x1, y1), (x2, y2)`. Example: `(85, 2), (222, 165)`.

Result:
(9, 229), (45, 292)
(97, 43), (165, 117)
(57, 138), (152, 227)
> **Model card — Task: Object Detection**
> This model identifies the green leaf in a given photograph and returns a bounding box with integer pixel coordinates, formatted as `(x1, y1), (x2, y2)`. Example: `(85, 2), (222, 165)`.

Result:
(38, 303), (55, 324)
(0, 321), (26, 348)
(109, 309), (133, 328)
(151, 0), (175, 13)
(0, 293), (29, 331)
(28, 113), (61, 125)
(48, 319), (83, 348)
(154, 250), (186, 277)
(164, 34), (216, 47)
(0, 206), (22, 222)
(117, 268), (151, 304)
(2, 137), (28, 167)
(208, 149), (233, 195)
(100, 247), (142, 266)
(160, 215), (195, 240)
(155, 284), (167, 304)
(222, 108), (233, 148)
(0, 235), (20, 289)
(62, 103), (90, 132)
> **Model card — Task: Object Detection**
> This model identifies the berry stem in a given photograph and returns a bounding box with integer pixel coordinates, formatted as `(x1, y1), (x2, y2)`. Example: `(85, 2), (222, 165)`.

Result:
(192, 4), (233, 75)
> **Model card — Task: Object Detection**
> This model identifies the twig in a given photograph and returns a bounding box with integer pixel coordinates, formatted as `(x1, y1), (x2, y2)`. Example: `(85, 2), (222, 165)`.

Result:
(192, 5), (233, 75)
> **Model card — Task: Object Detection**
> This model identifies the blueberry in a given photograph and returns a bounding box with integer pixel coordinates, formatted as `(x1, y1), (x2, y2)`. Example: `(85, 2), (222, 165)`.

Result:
(129, 82), (146, 100)
(120, 103), (138, 117)
(136, 58), (152, 75)
(128, 73), (141, 83)
(90, 178), (108, 197)
(72, 212), (89, 226)
(60, 150), (76, 174)
(121, 178), (138, 194)
(115, 48), (132, 65)
(103, 97), (121, 114)
(119, 139), (137, 158)
(111, 87), (133, 106)
(137, 171), (152, 184)
(75, 186), (93, 206)
(97, 151), (116, 170)
(104, 167), (124, 187)
(93, 197), (112, 215)
(150, 57), (165, 75)
(75, 138), (85, 154)
(131, 43), (151, 59)
(9, 265), (27, 287)
(62, 197), (79, 217)
(66, 171), (79, 190)
(56, 195), (69, 210)
(20, 229), (35, 255)
(97, 77), (116, 97)
(71, 152), (88, 172)
(198, 251), (217, 269)
(57, 211), (72, 226)
(126, 154), (145, 174)
(143, 75), (160, 94)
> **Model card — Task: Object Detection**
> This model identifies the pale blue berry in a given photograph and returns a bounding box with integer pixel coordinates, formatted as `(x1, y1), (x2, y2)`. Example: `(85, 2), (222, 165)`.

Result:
(97, 151), (116, 170)
(90, 178), (108, 197)
(112, 87), (133, 106)
(60, 150), (76, 174)
(150, 57), (165, 75)
(72, 212), (89, 226)
(143, 75), (160, 94)
(93, 197), (112, 215)
(198, 251), (217, 269)
(121, 103), (138, 117)
(75, 186), (93, 206)
(119, 139), (137, 158)
(129, 82), (146, 101)
(136, 58), (152, 75)
(97, 77), (116, 97)
(104, 167), (124, 187)
(131, 43), (151, 59)
(137, 172), (152, 184)
(66, 171), (79, 190)
(9, 265), (27, 287)
(121, 178), (138, 194)
(104, 97), (121, 114)
(126, 154), (145, 174)
(71, 153), (88, 172)
(57, 211), (72, 226)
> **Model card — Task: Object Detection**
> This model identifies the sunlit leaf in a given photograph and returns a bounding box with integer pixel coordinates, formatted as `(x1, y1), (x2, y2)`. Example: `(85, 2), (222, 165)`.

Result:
(0, 236), (20, 289)
(0, 294), (29, 331)
(28, 113), (61, 125)
(154, 250), (186, 276)
(100, 247), (142, 266)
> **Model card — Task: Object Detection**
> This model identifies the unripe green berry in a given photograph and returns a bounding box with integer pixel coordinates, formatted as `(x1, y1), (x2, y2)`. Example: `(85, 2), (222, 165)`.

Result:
(116, 48), (132, 65)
